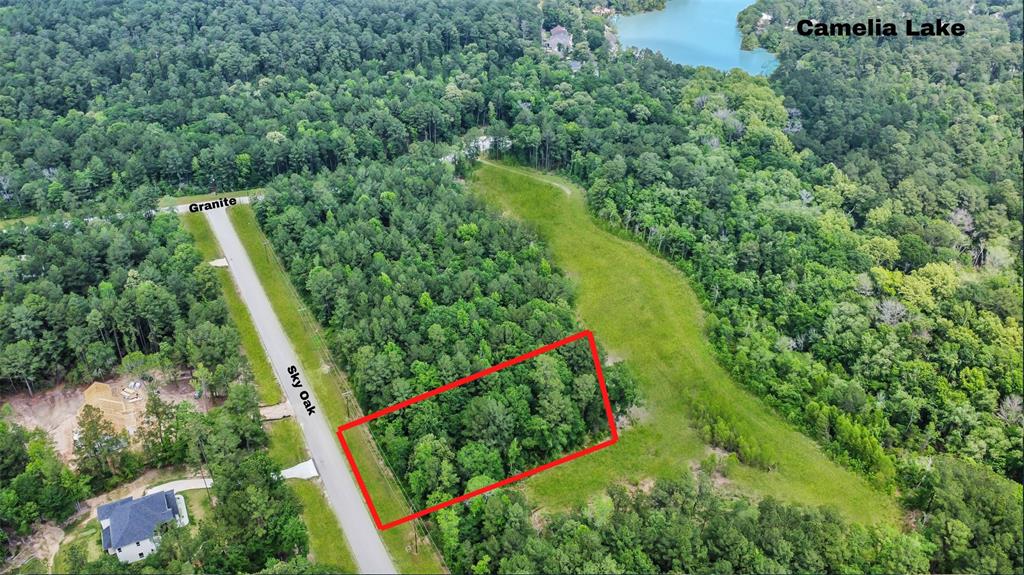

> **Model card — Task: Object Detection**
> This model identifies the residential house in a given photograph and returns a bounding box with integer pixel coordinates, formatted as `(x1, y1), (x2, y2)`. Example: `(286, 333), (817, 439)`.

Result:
(97, 491), (188, 563)
(543, 25), (573, 56)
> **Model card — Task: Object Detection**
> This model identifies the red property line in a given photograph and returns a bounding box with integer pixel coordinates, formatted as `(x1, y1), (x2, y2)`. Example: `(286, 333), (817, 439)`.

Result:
(336, 329), (620, 530)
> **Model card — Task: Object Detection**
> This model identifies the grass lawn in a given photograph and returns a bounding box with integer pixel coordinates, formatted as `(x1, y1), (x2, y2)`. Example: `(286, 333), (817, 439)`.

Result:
(158, 189), (259, 208)
(267, 419), (308, 469)
(51, 518), (102, 574)
(288, 479), (358, 573)
(228, 205), (443, 573)
(181, 213), (282, 405)
(13, 557), (45, 574)
(0, 214), (39, 230)
(472, 160), (900, 525)
(182, 489), (214, 524)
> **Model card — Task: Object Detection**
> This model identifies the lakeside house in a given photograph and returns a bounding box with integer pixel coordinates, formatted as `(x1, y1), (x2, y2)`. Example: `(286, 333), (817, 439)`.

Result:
(98, 491), (188, 563)
(543, 25), (573, 56)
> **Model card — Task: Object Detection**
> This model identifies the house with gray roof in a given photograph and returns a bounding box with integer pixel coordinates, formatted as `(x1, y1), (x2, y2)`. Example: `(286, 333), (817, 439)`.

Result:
(97, 490), (188, 563)
(543, 25), (573, 56)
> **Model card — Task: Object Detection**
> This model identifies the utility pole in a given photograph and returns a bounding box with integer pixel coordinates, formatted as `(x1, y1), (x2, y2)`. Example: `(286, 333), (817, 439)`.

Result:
(196, 435), (215, 504)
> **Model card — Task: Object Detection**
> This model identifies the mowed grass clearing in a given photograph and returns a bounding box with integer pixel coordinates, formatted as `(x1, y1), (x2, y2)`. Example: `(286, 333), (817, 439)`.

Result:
(228, 205), (444, 574)
(14, 557), (45, 574)
(182, 488), (214, 523)
(267, 419), (308, 469)
(181, 213), (281, 405)
(472, 160), (899, 525)
(159, 188), (260, 208)
(52, 518), (102, 574)
(288, 479), (358, 573)
(0, 214), (38, 230)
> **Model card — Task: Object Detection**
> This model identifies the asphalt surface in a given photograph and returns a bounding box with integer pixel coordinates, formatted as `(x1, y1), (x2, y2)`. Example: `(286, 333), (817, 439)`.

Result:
(205, 207), (396, 574)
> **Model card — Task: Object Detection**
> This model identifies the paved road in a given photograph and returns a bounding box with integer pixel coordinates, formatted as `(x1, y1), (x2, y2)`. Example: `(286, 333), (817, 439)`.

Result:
(205, 207), (396, 574)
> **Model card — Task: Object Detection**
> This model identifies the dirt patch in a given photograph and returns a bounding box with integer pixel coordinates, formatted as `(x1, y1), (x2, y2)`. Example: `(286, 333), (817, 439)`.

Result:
(260, 402), (293, 421)
(706, 446), (729, 458)
(149, 377), (209, 415)
(4, 384), (83, 462)
(688, 447), (733, 489)
(620, 477), (656, 496)
(636, 477), (655, 493)
(3, 376), (208, 463)
(615, 404), (650, 431)
(603, 352), (624, 366)
(530, 509), (548, 532)
(903, 509), (924, 531)
(4, 522), (63, 574)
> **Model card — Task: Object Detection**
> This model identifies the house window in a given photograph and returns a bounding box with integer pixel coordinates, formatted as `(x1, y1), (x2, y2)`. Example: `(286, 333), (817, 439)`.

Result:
(117, 547), (121, 552)
(138, 552), (144, 558)
(136, 541), (141, 547)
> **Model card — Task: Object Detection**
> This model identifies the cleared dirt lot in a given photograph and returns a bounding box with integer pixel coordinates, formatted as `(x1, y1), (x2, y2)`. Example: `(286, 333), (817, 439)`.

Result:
(2, 375), (207, 462)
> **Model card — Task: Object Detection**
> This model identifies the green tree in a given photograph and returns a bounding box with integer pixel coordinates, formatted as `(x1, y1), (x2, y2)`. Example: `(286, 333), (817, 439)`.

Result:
(73, 405), (129, 487)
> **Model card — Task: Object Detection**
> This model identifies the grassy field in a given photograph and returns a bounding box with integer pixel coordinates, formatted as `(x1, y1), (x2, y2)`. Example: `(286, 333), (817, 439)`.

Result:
(158, 189), (259, 208)
(181, 213), (281, 405)
(182, 489), (213, 523)
(288, 479), (358, 573)
(471, 160), (900, 525)
(51, 518), (102, 574)
(228, 205), (444, 573)
(0, 214), (38, 230)
(267, 419), (308, 469)
(12, 557), (45, 574)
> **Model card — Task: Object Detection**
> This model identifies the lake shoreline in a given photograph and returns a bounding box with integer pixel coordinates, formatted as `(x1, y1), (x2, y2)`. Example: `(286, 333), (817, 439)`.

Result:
(611, 0), (778, 75)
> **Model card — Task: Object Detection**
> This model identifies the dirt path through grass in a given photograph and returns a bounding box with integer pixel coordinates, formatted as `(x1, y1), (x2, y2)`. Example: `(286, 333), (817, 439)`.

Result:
(472, 160), (899, 525)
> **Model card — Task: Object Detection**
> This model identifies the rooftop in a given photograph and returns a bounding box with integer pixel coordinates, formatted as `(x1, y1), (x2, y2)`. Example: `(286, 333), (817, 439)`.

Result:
(98, 491), (179, 550)
(543, 25), (574, 56)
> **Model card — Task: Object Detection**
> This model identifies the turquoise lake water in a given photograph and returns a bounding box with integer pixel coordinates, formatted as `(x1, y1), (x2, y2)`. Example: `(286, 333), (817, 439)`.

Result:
(615, 0), (778, 75)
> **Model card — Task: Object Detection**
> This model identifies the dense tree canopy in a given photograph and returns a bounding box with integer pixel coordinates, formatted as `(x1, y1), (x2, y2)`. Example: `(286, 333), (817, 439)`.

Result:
(0, 211), (243, 395)
(0, 415), (89, 558)
(436, 473), (935, 574)
(0, 0), (539, 217)
(740, 0), (1022, 268)
(255, 152), (636, 508)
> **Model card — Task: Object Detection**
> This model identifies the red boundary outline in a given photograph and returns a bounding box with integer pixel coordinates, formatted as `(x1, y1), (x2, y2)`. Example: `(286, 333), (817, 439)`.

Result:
(336, 330), (619, 530)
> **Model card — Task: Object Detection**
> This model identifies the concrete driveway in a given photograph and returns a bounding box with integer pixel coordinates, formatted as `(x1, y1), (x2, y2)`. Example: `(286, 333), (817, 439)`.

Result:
(144, 459), (318, 496)
(144, 476), (212, 496)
